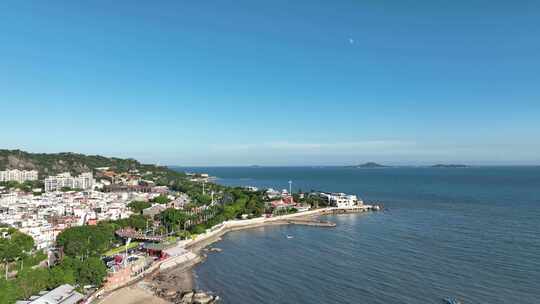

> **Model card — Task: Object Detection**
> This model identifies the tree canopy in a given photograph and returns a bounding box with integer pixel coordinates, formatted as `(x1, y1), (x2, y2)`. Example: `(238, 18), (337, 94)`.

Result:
(1, 228), (35, 278)
(127, 200), (151, 214)
(151, 195), (170, 204)
(114, 215), (151, 231)
(55, 225), (114, 259)
(0, 256), (106, 304)
(159, 208), (191, 233)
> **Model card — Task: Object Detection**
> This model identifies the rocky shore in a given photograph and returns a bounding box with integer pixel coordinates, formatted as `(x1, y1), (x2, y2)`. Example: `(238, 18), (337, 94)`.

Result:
(146, 255), (215, 303)
(155, 289), (219, 304)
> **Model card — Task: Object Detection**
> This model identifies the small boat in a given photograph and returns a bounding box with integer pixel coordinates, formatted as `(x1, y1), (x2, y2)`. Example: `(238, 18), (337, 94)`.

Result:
(286, 235), (294, 239)
(443, 297), (462, 304)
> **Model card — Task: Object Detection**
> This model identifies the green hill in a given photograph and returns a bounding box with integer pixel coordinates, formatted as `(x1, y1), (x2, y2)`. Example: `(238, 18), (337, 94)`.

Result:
(0, 149), (161, 177)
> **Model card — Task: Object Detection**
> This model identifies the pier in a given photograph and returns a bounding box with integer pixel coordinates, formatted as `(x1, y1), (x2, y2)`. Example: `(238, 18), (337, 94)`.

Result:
(286, 219), (336, 227)
(320, 204), (382, 215)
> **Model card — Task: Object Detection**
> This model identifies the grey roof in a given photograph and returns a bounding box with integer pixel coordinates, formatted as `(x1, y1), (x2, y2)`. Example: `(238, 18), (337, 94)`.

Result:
(16, 284), (84, 304)
(163, 245), (187, 257)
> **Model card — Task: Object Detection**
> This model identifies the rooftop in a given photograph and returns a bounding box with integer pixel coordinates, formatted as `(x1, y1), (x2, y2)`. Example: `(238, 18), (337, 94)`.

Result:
(15, 284), (84, 304)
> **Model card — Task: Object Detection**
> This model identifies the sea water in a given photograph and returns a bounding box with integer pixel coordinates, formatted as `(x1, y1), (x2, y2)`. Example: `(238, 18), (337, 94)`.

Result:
(173, 166), (540, 304)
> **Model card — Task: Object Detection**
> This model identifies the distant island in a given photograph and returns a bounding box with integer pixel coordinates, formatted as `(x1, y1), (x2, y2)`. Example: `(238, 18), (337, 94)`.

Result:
(347, 162), (388, 168)
(431, 164), (468, 168)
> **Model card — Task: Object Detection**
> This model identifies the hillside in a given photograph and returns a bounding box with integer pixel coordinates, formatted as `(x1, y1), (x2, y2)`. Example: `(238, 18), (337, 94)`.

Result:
(0, 149), (162, 177)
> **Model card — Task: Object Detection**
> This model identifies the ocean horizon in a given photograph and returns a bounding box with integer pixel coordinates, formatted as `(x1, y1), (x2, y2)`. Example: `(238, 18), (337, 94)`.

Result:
(172, 166), (540, 304)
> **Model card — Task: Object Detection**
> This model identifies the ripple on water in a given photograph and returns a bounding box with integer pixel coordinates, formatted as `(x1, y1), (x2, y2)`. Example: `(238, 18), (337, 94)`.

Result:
(190, 167), (540, 304)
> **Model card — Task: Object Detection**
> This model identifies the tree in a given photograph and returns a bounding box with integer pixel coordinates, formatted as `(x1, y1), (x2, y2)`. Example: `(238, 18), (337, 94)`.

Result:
(0, 229), (34, 279)
(48, 264), (76, 288)
(152, 195), (170, 204)
(0, 278), (19, 304)
(127, 201), (151, 214)
(0, 238), (20, 279)
(16, 268), (49, 300)
(190, 225), (206, 234)
(77, 257), (107, 287)
(159, 209), (189, 233)
(56, 225), (114, 259)
(245, 197), (264, 216)
(118, 215), (149, 231)
(10, 231), (34, 254)
(192, 193), (211, 205)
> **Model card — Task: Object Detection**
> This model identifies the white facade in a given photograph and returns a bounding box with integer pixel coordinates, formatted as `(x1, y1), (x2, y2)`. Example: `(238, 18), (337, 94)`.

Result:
(44, 172), (95, 192)
(321, 192), (362, 208)
(0, 169), (38, 183)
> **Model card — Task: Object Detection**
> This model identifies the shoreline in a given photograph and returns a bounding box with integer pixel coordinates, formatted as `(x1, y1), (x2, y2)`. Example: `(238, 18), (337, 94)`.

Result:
(98, 206), (379, 304)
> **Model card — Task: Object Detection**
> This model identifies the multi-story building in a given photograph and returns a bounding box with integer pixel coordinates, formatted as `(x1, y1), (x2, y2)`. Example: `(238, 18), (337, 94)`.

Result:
(44, 172), (95, 192)
(320, 192), (362, 208)
(0, 169), (39, 183)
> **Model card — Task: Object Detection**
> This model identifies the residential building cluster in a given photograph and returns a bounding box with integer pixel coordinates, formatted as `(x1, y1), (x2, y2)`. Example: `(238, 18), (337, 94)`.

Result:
(0, 168), (181, 250)
(0, 169), (38, 182)
(44, 172), (95, 192)
(1, 189), (134, 249)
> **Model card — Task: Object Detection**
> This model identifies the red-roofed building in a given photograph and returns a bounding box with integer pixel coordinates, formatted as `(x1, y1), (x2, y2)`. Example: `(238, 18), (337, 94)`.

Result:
(87, 219), (98, 225)
(270, 195), (296, 209)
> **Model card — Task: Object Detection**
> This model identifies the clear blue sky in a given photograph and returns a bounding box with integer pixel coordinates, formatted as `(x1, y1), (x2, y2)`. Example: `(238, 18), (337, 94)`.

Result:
(1, 1), (539, 165)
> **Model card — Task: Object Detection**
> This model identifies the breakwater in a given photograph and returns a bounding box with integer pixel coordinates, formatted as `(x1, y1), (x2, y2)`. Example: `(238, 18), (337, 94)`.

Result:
(286, 219), (336, 227)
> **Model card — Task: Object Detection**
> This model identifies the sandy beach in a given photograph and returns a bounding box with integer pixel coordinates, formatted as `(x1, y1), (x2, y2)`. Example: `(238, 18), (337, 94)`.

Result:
(99, 284), (170, 304)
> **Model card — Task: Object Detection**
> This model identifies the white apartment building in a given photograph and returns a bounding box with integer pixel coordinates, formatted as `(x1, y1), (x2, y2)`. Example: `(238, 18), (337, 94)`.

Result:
(320, 192), (363, 208)
(44, 172), (95, 192)
(0, 169), (38, 183)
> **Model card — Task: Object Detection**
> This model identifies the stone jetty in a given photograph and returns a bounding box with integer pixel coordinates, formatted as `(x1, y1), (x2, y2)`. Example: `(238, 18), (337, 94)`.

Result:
(155, 289), (219, 304)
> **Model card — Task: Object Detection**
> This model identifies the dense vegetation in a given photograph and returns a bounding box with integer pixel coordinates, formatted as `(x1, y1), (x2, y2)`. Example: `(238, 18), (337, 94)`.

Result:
(0, 256), (107, 304)
(0, 228), (107, 304)
(0, 228), (35, 279)
(56, 225), (116, 259)
(113, 215), (152, 232)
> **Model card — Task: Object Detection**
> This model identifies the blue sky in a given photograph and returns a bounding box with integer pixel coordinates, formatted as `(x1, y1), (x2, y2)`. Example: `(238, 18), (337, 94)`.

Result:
(1, 1), (539, 165)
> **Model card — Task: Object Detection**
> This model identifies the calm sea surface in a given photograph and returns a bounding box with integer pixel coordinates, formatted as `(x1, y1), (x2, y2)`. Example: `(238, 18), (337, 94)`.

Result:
(173, 167), (540, 304)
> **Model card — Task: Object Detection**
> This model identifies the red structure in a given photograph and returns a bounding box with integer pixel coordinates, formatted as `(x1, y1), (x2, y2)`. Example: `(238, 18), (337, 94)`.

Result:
(115, 228), (163, 242)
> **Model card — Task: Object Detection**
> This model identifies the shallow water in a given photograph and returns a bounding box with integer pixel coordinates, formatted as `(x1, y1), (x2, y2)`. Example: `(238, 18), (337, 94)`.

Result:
(173, 166), (540, 303)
